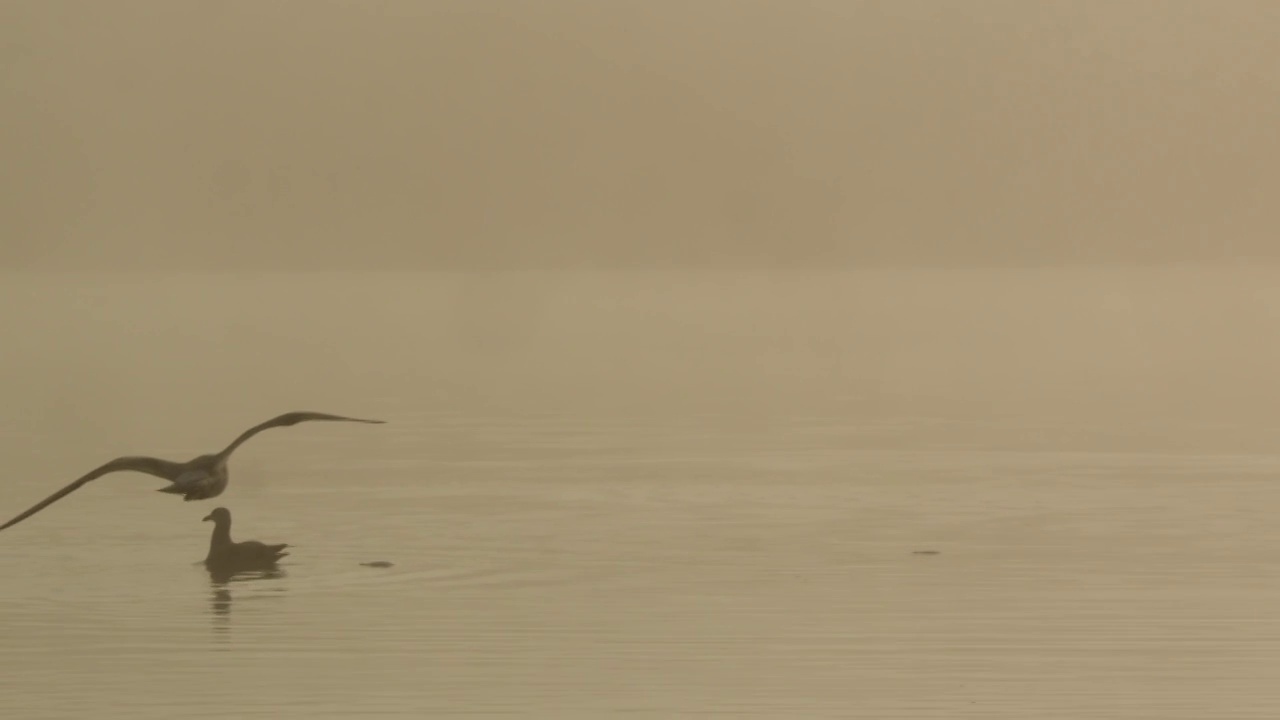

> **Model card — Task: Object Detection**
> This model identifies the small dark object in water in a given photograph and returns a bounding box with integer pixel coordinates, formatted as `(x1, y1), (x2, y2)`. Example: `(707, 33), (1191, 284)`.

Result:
(912, 550), (940, 556)
(361, 561), (394, 568)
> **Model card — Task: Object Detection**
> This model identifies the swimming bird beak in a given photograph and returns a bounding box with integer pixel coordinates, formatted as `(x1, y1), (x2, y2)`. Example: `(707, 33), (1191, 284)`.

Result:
(202, 513), (213, 522)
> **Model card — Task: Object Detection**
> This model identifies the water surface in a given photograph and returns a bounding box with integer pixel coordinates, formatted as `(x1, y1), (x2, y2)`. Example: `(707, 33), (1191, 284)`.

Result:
(4, 270), (1280, 717)
(4, 408), (1280, 718)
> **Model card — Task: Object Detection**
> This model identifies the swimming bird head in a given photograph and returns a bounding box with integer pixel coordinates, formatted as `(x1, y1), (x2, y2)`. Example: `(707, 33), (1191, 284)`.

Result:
(202, 507), (231, 524)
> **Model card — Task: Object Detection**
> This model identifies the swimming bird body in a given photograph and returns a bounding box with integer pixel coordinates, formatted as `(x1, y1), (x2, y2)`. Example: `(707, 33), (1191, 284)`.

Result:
(0, 411), (384, 531)
(202, 507), (289, 572)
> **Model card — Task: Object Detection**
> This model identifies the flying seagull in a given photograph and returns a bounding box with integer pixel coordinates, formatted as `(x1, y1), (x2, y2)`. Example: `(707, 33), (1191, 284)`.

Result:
(202, 506), (289, 573)
(0, 411), (385, 531)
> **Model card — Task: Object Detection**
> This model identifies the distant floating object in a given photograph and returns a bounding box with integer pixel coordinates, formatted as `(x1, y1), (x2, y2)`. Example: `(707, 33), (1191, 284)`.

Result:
(0, 411), (385, 531)
(912, 550), (940, 556)
(361, 561), (394, 568)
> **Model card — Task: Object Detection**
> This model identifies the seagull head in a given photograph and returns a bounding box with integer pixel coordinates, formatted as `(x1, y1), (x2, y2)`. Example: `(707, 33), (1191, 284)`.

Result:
(202, 507), (231, 524)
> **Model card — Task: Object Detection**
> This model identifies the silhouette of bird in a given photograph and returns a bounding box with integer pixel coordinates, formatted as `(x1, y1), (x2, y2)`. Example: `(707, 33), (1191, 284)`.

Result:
(0, 411), (385, 531)
(202, 507), (289, 573)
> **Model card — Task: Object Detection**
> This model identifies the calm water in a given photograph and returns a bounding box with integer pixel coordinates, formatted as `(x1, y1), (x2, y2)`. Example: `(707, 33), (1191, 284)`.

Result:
(4, 409), (1280, 718)
(4, 270), (1280, 717)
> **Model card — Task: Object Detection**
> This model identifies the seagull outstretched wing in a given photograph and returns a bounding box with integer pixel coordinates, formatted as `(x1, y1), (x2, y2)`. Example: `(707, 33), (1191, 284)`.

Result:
(1, 456), (190, 531)
(215, 411), (386, 458)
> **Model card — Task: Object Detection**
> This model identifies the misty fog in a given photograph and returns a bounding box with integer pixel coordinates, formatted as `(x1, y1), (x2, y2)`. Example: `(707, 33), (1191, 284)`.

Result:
(4, 267), (1280, 460)
(4, 1), (1279, 269)
(3, 3), (1279, 447)
(7, 5), (1280, 717)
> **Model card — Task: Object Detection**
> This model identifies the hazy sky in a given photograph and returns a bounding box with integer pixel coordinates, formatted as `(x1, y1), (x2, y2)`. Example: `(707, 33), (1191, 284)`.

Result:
(3, 1), (1278, 269)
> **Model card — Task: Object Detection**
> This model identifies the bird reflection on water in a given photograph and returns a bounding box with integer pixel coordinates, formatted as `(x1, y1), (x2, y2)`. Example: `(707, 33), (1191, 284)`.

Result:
(207, 566), (287, 638)
(209, 565), (287, 588)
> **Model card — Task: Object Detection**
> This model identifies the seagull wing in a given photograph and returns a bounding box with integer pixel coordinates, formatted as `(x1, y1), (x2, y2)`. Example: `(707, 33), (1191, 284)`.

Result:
(0, 456), (189, 531)
(215, 411), (385, 458)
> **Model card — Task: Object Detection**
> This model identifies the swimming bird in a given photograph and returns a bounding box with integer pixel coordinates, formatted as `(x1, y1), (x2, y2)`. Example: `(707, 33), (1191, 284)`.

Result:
(0, 411), (385, 531)
(202, 507), (289, 572)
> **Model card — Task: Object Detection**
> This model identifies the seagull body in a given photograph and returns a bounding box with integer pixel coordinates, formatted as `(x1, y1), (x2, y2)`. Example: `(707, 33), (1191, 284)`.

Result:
(203, 507), (289, 571)
(1, 411), (384, 531)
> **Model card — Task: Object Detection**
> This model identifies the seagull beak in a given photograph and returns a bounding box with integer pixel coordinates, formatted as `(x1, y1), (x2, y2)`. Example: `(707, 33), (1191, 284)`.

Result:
(202, 513), (213, 522)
